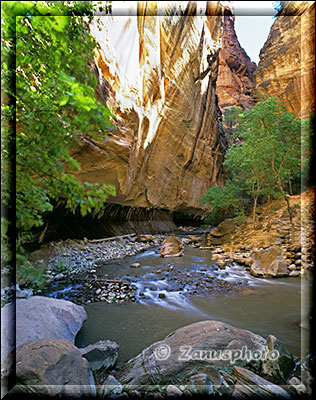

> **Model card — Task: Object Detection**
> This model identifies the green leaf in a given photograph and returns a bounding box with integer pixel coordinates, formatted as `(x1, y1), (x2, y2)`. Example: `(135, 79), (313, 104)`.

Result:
(59, 95), (69, 106)
(4, 0), (115, 267)
(51, 16), (70, 32)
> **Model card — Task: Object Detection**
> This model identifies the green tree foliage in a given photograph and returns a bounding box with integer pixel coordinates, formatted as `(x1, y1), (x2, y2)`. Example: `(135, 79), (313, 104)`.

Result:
(201, 97), (304, 239)
(301, 113), (315, 187)
(1, 1), (114, 260)
(231, 97), (301, 241)
(199, 180), (245, 225)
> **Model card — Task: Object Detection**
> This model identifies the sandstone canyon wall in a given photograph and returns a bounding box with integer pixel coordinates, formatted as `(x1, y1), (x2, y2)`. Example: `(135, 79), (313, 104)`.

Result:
(255, 1), (315, 119)
(70, 1), (227, 218)
(217, 9), (256, 112)
(216, 6), (256, 143)
(44, 1), (315, 240)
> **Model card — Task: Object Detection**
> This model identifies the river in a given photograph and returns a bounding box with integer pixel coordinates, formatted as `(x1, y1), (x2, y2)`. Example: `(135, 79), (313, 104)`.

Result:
(70, 241), (310, 366)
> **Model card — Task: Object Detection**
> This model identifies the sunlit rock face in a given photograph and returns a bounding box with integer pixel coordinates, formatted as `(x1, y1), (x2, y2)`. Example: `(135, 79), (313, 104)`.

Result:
(72, 1), (227, 214)
(255, 1), (315, 119)
(216, 7), (256, 143)
(217, 9), (256, 111)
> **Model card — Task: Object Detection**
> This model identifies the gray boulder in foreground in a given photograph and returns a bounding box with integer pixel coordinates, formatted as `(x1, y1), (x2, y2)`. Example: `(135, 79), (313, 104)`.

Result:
(79, 339), (119, 373)
(115, 320), (295, 388)
(232, 366), (291, 398)
(1, 296), (87, 364)
(98, 375), (123, 397)
(1, 338), (95, 397)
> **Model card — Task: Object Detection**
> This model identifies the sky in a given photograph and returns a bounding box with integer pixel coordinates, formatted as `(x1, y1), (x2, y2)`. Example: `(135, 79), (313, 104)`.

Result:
(233, 1), (277, 64)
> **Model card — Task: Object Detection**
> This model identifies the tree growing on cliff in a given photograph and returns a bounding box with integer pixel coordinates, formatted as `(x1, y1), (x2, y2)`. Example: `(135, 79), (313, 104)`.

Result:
(224, 97), (301, 241)
(1, 1), (113, 264)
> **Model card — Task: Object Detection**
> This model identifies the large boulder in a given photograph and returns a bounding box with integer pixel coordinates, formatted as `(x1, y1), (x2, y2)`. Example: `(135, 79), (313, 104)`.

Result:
(210, 219), (237, 237)
(209, 218), (237, 245)
(250, 246), (289, 278)
(1, 338), (95, 397)
(115, 320), (294, 388)
(232, 366), (291, 398)
(160, 236), (183, 257)
(1, 296), (87, 364)
(79, 339), (119, 373)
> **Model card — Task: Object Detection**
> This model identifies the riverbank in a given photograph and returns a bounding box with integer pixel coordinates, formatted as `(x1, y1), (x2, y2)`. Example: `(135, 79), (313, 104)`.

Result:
(3, 231), (249, 306)
(2, 188), (314, 307)
(206, 188), (315, 277)
(1, 234), (164, 306)
(1, 191), (313, 398)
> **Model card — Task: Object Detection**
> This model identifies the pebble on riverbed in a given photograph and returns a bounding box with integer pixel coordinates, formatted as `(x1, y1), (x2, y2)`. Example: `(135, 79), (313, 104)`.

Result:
(8, 223), (306, 309)
(28, 236), (166, 283)
(9, 235), (167, 307)
(42, 277), (138, 305)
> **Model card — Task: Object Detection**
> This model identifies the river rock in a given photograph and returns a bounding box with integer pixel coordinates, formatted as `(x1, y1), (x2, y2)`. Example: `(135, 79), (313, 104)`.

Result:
(232, 366), (291, 398)
(211, 219), (237, 237)
(1, 296), (87, 364)
(209, 219), (237, 245)
(115, 320), (278, 386)
(218, 260), (226, 269)
(242, 257), (252, 267)
(136, 235), (155, 243)
(166, 384), (183, 397)
(260, 335), (295, 384)
(250, 246), (289, 278)
(290, 243), (301, 253)
(212, 247), (224, 254)
(15, 284), (33, 299)
(79, 339), (119, 373)
(287, 376), (310, 397)
(160, 236), (183, 257)
(219, 370), (236, 386)
(185, 235), (202, 244)
(130, 263), (141, 268)
(99, 374), (123, 396)
(1, 338), (95, 396)
(188, 373), (214, 395)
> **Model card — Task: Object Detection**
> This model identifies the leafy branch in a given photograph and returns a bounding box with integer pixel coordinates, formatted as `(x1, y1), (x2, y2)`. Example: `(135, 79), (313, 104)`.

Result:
(1, 1), (114, 265)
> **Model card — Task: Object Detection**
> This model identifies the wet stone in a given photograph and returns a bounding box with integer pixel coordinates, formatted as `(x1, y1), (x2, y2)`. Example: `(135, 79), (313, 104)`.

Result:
(26, 234), (252, 308)
(130, 263), (141, 268)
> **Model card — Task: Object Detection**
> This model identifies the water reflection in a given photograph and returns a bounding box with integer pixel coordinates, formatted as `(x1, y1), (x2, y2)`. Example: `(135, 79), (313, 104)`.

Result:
(75, 246), (305, 363)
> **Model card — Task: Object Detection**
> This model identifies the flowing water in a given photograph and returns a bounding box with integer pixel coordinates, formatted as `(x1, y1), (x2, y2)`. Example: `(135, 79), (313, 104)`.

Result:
(70, 241), (310, 365)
